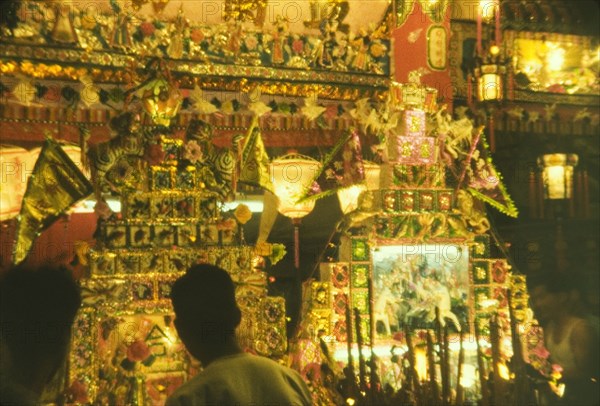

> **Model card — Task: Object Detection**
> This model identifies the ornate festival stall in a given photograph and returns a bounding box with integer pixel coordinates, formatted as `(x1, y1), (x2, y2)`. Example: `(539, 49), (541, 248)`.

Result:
(300, 83), (529, 404)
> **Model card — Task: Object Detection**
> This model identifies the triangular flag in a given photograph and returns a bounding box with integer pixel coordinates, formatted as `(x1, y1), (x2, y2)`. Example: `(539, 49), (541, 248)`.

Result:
(464, 132), (518, 217)
(13, 138), (93, 264)
(302, 128), (365, 201)
(239, 119), (273, 192)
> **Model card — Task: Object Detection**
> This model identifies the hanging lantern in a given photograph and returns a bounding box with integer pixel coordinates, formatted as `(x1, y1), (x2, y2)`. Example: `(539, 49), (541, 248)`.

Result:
(269, 152), (321, 270)
(336, 162), (381, 214)
(538, 153), (578, 199)
(473, 0), (506, 104)
(475, 61), (505, 102)
(269, 153), (321, 219)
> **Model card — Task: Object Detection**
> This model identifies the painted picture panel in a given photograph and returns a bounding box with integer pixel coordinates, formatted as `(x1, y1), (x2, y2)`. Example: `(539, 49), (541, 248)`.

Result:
(372, 244), (469, 338)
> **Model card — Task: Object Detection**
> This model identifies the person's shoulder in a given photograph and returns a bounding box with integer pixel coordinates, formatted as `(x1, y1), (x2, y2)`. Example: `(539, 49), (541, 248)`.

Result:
(241, 354), (304, 377)
(585, 313), (599, 334)
(570, 316), (597, 341)
(0, 376), (39, 406)
(244, 353), (292, 368)
(165, 373), (208, 406)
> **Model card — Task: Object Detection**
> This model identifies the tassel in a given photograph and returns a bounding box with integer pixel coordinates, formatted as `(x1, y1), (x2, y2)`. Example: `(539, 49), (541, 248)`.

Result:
(576, 171), (584, 217)
(537, 171), (545, 219)
(477, 9), (483, 55)
(467, 74), (473, 106)
(583, 170), (590, 218)
(529, 170), (537, 218)
(488, 113), (496, 153)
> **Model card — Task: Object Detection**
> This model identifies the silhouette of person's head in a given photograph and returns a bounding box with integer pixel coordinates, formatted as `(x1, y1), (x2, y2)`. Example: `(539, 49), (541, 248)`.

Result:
(527, 272), (580, 326)
(170, 264), (242, 365)
(0, 265), (81, 399)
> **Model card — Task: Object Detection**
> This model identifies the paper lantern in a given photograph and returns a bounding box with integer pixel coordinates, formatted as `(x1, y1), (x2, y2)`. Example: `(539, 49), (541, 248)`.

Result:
(476, 63), (505, 102)
(336, 162), (380, 214)
(269, 153), (321, 219)
(269, 153), (321, 269)
(538, 153), (578, 199)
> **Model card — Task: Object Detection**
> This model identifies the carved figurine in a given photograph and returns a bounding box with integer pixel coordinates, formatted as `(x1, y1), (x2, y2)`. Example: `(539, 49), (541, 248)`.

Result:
(271, 16), (288, 65)
(50, 2), (78, 44)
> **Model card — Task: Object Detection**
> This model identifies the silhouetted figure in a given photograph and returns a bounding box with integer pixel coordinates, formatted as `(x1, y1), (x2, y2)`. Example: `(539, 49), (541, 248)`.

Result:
(0, 265), (81, 405)
(167, 264), (312, 405)
(528, 273), (599, 406)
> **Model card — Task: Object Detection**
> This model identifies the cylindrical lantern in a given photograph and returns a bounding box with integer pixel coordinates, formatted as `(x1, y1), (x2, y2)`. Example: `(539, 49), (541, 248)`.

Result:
(538, 153), (578, 199)
(336, 162), (381, 214)
(476, 64), (504, 102)
(269, 153), (321, 219)
(479, 0), (498, 21)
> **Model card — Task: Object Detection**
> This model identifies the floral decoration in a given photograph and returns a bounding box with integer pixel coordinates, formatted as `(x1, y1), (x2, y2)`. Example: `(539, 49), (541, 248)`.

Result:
(183, 140), (203, 163)
(120, 339), (155, 371)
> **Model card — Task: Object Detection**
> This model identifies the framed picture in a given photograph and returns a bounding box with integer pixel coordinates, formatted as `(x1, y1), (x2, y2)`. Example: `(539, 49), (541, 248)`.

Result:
(371, 244), (470, 338)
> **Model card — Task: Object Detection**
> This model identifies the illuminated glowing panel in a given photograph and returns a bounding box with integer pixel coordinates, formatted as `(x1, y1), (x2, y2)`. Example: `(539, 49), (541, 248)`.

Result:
(337, 185), (366, 214)
(270, 153), (321, 219)
(538, 153), (578, 199)
(479, 0), (498, 21)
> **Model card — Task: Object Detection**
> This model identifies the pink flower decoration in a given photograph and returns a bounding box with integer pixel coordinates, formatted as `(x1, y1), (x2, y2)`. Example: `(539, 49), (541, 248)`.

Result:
(140, 22), (156, 37)
(127, 340), (151, 362)
(183, 140), (203, 163)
